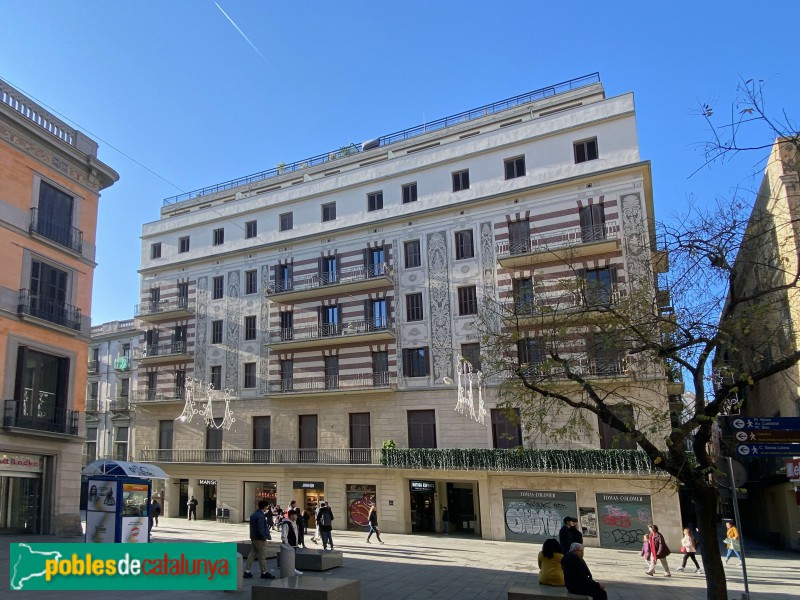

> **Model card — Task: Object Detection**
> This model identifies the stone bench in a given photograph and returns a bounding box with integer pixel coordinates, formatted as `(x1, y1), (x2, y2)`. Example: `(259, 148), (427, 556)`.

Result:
(276, 548), (344, 571)
(508, 578), (588, 600)
(237, 540), (281, 560)
(253, 577), (359, 600)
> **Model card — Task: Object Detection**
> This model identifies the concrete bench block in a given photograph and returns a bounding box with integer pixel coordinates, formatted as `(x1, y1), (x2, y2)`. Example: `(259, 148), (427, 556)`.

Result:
(508, 580), (588, 600)
(277, 548), (343, 571)
(237, 541), (279, 560)
(253, 577), (359, 600)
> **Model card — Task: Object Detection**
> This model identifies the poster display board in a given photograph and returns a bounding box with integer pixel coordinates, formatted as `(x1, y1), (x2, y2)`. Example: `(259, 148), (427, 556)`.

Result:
(346, 484), (376, 530)
(85, 477), (152, 543)
(579, 506), (598, 538)
(595, 493), (652, 549)
(502, 489), (577, 543)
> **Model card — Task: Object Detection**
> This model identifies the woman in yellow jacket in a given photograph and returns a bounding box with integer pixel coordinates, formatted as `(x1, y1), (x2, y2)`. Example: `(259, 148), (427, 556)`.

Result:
(724, 521), (742, 565)
(537, 538), (565, 586)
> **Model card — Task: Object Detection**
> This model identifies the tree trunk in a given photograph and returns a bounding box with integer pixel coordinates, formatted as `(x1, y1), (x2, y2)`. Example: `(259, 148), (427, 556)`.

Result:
(691, 484), (728, 600)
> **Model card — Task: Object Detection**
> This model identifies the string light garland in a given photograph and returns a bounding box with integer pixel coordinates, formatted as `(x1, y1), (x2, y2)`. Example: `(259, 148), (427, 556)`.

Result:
(176, 378), (236, 430)
(453, 354), (487, 425)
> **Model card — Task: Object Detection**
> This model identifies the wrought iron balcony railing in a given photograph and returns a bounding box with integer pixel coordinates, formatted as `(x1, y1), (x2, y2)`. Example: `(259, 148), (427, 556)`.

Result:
(134, 296), (193, 318)
(504, 284), (627, 316)
(130, 387), (185, 403)
(132, 341), (188, 359)
(17, 289), (82, 331)
(3, 398), (78, 436)
(268, 263), (392, 294)
(496, 220), (620, 257)
(269, 317), (393, 343)
(29, 207), (83, 253)
(264, 371), (395, 394)
(140, 448), (381, 465)
(87, 360), (99, 374)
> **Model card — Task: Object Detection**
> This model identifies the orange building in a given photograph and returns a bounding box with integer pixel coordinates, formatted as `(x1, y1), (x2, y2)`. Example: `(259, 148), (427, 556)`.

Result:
(0, 79), (117, 534)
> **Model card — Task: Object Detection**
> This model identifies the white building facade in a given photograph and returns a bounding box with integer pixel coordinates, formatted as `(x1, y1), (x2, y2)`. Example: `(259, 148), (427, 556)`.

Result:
(131, 74), (681, 546)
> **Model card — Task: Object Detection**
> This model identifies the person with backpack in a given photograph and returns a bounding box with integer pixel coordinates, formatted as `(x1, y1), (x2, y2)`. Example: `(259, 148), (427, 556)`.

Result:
(317, 501), (335, 550)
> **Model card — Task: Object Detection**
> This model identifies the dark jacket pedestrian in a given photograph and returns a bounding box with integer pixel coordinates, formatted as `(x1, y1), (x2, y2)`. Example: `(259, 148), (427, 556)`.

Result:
(366, 506), (384, 544)
(151, 500), (161, 526)
(187, 496), (198, 520)
(316, 502), (335, 550)
(559, 517), (582, 554)
(562, 544), (607, 600)
(244, 500), (274, 579)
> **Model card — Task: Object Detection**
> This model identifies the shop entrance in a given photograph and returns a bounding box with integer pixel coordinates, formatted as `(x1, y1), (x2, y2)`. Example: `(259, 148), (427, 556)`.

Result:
(177, 479), (188, 518)
(446, 482), (477, 535)
(244, 481), (277, 521)
(346, 484), (376, 531)
(202, 481), (217, 520)
(409, 480), (436, 533)
(293, 481), (324, 528)
(0, 475), (42, 534)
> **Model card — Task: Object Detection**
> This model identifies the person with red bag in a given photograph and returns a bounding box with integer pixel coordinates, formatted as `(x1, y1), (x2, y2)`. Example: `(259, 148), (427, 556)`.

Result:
(676, 527), (702, 573)
(645, 523), (672, 577)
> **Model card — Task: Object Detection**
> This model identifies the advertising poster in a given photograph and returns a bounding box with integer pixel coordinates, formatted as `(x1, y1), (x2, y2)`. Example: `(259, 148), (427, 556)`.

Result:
(502, 489), (577, 543)
(595, 493), (653, 549)
(346, 484), (376, 530)
(86, 511), (115, 543)
(87, 479), (117, 513)
(122, 483), (150, 517)
(121, 516), (148, 543)
(579, 506), (597, 537)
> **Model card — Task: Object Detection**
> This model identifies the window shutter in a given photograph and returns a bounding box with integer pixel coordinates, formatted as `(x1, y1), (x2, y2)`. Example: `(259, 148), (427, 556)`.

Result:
(318, 257), (323, 279)
(424, 347), (430, 376)
(363, 248), (369, 270)
(579, 206), (591, 230)
(317, 306), (323, 327)
(610, 266), (618, 284)
(337, 304), (343, 326)
(363, 300), (370, 323)
(402, 349), (409, 374)
(386, 296), (393, 326)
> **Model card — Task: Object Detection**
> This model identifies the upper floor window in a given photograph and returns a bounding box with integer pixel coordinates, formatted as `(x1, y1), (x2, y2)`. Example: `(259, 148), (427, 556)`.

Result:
(455, 229), (475, 260)
(210, 365), (222, 389)
(279, 212), (293, 232)
(26, 259), (77, 330)
(598, 404), (636, 449)
(366, 246), (385, 276)
(584, 267), (616, 306)
(212, 275), (224, 300)
(491, 408), (522, 449)
(245, 220), (257, 239)
(178, 236), (190, 253)
(517, 337), (545, 366)
(452, 169), (470, 192)
(508, 220), (531, 255)
(461, 343), (481, 372)
(404, 240), (421, 268)
(322, 202), (336, 222)
(574, 138), (598, 163)
(457, 286), (478, 315)
(403, 347), (430, 378)
(35, 181), (80, 252)
(245, 269), (258, 295)
(406, 293), (424, 322)
(402, 183), (418, 204)
(244, 315), (257, 341)
(579, 204), (606, 243)
(407, 409), (436, 448)
(213, 228), (225, 246)
(211, 320), (223, 344)
(367, 191), (383, 212)
(243, 362), (256, 389)
(504, 156), (526, 180)
(150, 243), (162, 259)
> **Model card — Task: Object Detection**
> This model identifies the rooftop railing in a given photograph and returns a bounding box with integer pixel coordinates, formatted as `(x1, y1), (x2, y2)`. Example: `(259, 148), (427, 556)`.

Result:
(1, 78), (76, 146)
(162, 73), (600, 206)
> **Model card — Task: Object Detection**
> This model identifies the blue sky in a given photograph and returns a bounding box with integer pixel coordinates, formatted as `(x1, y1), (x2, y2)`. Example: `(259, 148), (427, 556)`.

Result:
(1, 0), (797, 324)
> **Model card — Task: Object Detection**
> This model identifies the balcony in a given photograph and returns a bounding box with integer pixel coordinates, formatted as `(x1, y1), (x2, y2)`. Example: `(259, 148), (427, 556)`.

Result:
(3, 398), (79, 436)
(130, 387), (185, 403)
(135, 296), (194, 323)
(29, 207), (83, 254)
(503, 284), (627, 325)
(140, 447), (382, 465)
(109, 398), (131, 412)
(113, 356), (132, 371)
(496, 221), (620, 267)
(267, 264), (394, 303)
(264, 371), (396, 397)
(87, 360), (99, 375)
(519, 355), (637, 380)
(85, 398), (100, 412)
(132, 341), (191, 365)
(17, 289), (82, 332)
(267, 317), (395, 350)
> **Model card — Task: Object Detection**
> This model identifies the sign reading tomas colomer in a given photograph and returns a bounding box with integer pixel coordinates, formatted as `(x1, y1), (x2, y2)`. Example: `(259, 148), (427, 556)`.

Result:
(9, 543), (236, 591)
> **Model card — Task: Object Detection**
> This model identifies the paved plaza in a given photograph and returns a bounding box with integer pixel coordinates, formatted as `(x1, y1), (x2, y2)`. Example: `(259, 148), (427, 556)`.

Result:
(2, 518), (798, 599)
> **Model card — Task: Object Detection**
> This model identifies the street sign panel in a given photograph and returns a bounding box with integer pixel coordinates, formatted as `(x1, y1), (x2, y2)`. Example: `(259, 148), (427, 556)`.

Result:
(730, 417), (800, 431)
(734, 430), (800, 443)
(736, 443), (800, 457)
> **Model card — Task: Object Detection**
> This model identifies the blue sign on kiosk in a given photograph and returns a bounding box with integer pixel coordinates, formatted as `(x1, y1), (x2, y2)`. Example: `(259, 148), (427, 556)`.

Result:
(82, 460), (169, 543)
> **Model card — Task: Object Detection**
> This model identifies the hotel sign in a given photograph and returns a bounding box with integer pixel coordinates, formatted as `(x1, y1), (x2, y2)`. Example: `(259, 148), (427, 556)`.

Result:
(409, 480), (436, 493)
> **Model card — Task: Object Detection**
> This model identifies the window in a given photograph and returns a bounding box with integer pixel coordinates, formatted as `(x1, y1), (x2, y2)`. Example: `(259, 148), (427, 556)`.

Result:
(403, 347), (429, 377)
(369, 298), (388, 328)
(367, 191), (383, 212)
(36, 181), (78, 251)
(245, 269), (258, 295)
(319, 304), (341, 336)
(404, 240), (421, 268)
(244, 315), (257, 340)
(89, 381), (98, 399)
(13, 347), (70, 431)
(213, 228), (225, 246)
(324, 356), (339, 389)
(322, 202), (336, 222)
(508, 220), (531, 255)
(461, 343), (481, 372)
(452, 169), (470, 192)
(85, 428), (97, 462)
(299, 414), (318, 450)
(150, 243), (161, 259)
(146, 372), (157, 400)
(175, 369), (186, 396)
(177, 282), (189, 306)
(212, 276), (224, 300)
(579, 204), (606, 242)
(275, 264), (292, 292)
(504, 156), (526, 180)
(210, 365), (222, 389)
(517, 337), (545, 366)
(366, 246), (385, 276)
(402, 182), (418, 204)
(243, 362), (256, 389)
(350, 413), (371, 453)
(320, 256), (338, 284)
(149, 287), (161, 305)
(27, 259), (74, 328)
(253, 416), (271, 450)
(491, 408), (522, 449)
(408, 409), (436, 448)
(119, 378), (129, 398)
(372, 351), (389, 385)
(513, 278), (534, 314)
(589, 333), (622, 375)
(206, 421), (223, 454)
(211, 320), (223, 344)
(455, 229), (474, 259)
(173, 324), (187, 345)
(598, 404), (636, 450)
(122, 343), (131, 358)
(279, 212), (293, 232)
(279, 311), (293, 341)
(406, 293), (424, 321)
(584, 267), (616, 306)
(574, 138), (598, 163)
(279, 359), (293, 391)
(245, 220), (257, 239)
(457, 286), (478, 315)
(158, 420), (173, 459)
(114, 426), (129, 461)
(178, 236), (190, 253)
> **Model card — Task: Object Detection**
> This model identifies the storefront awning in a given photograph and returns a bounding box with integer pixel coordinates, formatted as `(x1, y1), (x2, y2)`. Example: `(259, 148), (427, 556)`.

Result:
(82, 460), (170, 480)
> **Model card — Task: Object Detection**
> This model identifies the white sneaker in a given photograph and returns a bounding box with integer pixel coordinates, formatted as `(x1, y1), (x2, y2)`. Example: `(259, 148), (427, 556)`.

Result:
(696, 569), (703, 574)
(675, 567), (684, 572)
(294, 569), (303, 576)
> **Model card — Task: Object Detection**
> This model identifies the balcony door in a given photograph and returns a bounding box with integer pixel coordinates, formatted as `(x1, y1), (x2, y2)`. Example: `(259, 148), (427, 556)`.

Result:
(299, 414), (318, 463)
(508, 220), (530, 255)
(206, 420), (223, 462)
(158, 420), (173, 461)
(368, 298), (387, 329)
(366, 247), (385, 276)
(579, 204), (606, 243)
(38, 181), (74, 247)
(372, 351), (389, 385)
(349, 412), (371, 464)
(29, 260), (69, 323)
(319, 305), (341, 337)
(320, 256), (338, 285)
(13, 347), (69, 427)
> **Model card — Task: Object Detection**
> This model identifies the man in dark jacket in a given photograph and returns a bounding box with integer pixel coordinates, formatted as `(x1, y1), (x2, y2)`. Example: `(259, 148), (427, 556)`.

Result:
(559, 516), (583, 554)
(562, 543), (607, 600)
(243, 500), (275, 579)
(316, 501), (335, 550)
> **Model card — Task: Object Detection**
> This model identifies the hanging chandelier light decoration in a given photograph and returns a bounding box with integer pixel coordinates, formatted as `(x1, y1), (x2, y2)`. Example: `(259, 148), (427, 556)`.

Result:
(176, 378), (236, 431)
(453, 354), (487, 425)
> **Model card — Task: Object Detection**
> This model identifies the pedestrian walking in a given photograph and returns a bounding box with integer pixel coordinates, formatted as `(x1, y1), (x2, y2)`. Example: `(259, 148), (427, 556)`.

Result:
(640, 534), (651, 569)
(645, 523), (672, 577)
(723, 521), (742, 565)
(187, 496), (198, 521)
(562, 543), (607, 600)
(302, 509), (310, 534)
(366, 505), (384, 544)
(151, 499), (161, 527)
(317, 501), (335, 550)
(537, 538), (565, 587)
(441, 506), (449, 534)
(310, 504), (321, 544)
(676, 527), (702, 573)
(559, 516), (583, 555)
(243, 500), (275, 580)
(279, 508), (304, 577)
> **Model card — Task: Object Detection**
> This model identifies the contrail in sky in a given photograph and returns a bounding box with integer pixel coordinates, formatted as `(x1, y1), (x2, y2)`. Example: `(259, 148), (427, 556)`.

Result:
(214, 2), (269, 66)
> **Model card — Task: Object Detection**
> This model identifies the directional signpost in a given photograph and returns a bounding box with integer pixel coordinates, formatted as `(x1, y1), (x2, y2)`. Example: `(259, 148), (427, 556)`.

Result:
(729, 417), (800, 458)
